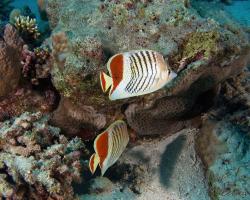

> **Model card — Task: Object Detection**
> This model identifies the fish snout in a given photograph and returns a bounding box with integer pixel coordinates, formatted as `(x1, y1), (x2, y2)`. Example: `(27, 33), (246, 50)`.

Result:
(169, 70), (177, 80)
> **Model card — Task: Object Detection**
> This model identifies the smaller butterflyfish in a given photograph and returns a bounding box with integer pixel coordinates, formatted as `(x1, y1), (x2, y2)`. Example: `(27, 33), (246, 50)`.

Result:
(89, 120), (129, 176)
(100, 50), (177, 100)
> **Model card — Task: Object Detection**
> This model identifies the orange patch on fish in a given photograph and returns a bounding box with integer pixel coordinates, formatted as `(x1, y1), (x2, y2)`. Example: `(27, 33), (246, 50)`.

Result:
(110, 54), (123, 94)
(95, 131), (108, 168)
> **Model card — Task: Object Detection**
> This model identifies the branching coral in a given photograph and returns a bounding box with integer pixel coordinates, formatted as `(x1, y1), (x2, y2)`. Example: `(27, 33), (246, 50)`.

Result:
(0, 112), (87, 199)
(13, 15), (40, 41)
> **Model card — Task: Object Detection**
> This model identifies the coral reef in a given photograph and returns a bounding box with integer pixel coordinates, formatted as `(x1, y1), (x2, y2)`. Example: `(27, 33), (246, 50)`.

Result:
(0, 112), (87, 199)
(13, 15), (40, 41)
(0, 24), (24, 98)
(44, 0), (250, 137)
(0, 0), (13, 21)
(196, 67), (250, 200)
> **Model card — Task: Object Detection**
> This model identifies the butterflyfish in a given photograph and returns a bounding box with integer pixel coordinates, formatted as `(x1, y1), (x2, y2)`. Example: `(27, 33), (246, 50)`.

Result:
(89, 120), (129, 176)
(100, 50), (177, 100)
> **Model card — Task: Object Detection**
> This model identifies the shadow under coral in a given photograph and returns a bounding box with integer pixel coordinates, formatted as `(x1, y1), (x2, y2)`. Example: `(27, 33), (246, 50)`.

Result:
(159, 134), (186, 188)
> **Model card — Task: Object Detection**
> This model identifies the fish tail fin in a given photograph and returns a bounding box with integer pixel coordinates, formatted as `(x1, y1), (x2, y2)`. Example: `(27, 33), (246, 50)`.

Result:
(100, 71), (112, 93)
(89, 153), (99, 174)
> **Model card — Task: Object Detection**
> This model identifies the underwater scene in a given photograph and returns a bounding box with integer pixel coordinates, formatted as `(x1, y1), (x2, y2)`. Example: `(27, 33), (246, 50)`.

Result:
(0, 0), (249, 199)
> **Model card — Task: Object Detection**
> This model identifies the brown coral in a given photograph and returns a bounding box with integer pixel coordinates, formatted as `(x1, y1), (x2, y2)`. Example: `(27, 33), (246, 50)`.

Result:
(0, 24), (24, 98)
(0, 86), (58, 122)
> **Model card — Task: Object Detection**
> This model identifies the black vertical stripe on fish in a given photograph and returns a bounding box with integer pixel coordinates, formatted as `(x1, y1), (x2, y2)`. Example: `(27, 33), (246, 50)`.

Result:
(136, 51), (149, 93)
(131, 52), (144, 93)
(149, 52), (157, 89)
(143, 50), (154, 91)
(126, 54), (140, 93)
(111, 128), (119, 159)
(126, 57), (136, 91)
(144, 51), (155, 91)
(128, 53), (141, 93)
(125, 57), (135, 93)
(114, 128), (122, 157)
(115, 125), (123, 154)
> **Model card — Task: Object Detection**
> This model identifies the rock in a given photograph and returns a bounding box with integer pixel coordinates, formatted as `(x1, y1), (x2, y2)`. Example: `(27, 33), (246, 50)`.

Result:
(51, 97), (106, 140)
(80, 176), (136, 200)
(196, 68), (250, 200)
(0, 24), (24, 98)
(87, 177), (114, 194)
(45, 0), (250, 137)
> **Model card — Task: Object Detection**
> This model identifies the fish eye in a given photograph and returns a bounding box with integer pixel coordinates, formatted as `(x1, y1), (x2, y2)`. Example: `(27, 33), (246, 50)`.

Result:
(168, 70), (171, 76)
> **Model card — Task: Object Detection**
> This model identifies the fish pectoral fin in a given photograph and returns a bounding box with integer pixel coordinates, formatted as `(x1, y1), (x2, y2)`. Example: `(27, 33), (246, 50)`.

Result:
(89, 153), (100, 174)
(100, 71), (113, 93)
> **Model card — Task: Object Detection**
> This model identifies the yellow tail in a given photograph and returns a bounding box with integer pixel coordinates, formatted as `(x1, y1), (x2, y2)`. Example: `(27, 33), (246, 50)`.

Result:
(89, 153), (100, 174)
(100, 71), (112, 92)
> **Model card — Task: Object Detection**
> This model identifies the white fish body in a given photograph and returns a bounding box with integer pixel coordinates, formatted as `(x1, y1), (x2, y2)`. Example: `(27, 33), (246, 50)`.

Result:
(89, 120), (129, 176)
(100, 50), (177, 100)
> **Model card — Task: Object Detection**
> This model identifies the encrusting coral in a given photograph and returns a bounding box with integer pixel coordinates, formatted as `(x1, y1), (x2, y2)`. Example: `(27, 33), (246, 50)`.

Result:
(0, 112), (87, 199)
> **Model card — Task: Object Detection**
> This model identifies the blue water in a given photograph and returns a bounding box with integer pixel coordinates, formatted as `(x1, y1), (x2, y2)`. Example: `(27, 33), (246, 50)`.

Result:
(224, 0), (250, 27)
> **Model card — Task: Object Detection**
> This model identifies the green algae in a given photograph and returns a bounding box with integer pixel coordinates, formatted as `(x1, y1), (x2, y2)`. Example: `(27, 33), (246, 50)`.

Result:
(182, 31), (220, 59)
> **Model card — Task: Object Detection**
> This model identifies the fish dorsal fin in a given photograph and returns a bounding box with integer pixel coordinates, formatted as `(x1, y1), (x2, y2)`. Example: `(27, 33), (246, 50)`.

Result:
(89, 153), (100, 174)
(100, 71), (112, 92)
(107, 54), (124, 96)
(101, 120), (129, 175)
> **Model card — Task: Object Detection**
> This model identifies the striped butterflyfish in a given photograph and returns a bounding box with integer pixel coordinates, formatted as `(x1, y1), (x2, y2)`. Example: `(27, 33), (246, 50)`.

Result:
(89, 120), (129, 176)
(100, 50), (177, 100)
